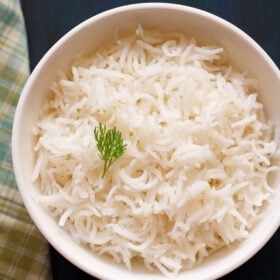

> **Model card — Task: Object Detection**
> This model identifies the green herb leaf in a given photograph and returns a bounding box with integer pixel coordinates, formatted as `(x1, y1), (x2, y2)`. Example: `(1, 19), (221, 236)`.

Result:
(94, 123), (127, 178)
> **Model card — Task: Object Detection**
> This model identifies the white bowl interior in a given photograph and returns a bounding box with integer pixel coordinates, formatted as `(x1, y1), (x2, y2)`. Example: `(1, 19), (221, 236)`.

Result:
(12, 3), (280, 280)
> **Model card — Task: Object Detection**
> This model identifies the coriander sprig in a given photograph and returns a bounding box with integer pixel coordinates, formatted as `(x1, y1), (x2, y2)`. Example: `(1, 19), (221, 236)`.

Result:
(94, 123), (127, 178)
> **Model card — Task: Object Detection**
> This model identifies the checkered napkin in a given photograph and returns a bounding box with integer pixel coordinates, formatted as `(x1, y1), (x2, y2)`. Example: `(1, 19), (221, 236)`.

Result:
(0, 0), (51, 279)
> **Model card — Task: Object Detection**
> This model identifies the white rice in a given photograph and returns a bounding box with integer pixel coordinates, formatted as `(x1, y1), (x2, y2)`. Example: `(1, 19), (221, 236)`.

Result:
(32, 25), (279, 277)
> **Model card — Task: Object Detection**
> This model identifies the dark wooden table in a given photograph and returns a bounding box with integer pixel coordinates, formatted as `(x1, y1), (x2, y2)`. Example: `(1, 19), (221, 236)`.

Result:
(20, 1), (280, 279)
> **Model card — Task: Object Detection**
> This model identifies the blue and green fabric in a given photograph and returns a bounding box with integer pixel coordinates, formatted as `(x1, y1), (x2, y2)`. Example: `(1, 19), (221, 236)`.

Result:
(0, 0), (50, 279)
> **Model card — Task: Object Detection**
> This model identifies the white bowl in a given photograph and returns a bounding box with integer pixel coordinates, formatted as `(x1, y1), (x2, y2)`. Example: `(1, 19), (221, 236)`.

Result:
(12, 3), (280, 280)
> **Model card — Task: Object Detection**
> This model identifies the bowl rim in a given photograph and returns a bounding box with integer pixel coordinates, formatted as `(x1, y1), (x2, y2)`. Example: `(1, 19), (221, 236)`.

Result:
(12, 2), (280, 280)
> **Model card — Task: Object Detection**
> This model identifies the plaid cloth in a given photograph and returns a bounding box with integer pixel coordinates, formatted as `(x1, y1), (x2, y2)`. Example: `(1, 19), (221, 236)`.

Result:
(0, 0), (51, 279)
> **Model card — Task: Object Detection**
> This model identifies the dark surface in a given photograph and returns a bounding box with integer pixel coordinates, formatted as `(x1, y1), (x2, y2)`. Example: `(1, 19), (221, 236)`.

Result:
(20, 0), (280, 279)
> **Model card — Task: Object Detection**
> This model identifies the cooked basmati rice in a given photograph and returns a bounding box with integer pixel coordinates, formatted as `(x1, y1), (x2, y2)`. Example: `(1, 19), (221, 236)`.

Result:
(32, 25), (279, 277)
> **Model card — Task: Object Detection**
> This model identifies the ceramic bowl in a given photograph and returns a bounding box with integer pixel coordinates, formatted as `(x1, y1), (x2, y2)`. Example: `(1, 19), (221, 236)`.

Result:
(12, 3), (280, 280)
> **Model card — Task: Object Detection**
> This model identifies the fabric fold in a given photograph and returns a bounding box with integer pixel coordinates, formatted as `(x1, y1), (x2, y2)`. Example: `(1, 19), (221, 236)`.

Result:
(0, 0), (51, 279)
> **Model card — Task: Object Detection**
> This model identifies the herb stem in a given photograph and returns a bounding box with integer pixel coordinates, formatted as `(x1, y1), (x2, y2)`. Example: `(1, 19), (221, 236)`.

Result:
(94, 123), (127, 178)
